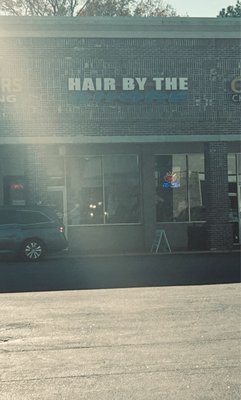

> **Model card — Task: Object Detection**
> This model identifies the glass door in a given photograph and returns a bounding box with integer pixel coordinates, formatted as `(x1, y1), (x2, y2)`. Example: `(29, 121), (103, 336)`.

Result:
(46, 186), (68, 237)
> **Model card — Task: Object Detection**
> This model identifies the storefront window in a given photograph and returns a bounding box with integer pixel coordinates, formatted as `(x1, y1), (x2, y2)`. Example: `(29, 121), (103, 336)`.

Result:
(67, 156), (103, 225)
(228, 154), (238, 221)
(188, 154), (205, 221)
(104, 155), (140, 223)
(228, 154), (241, 243)
(155, 154), (205, 223)
(46, 156), (64, 186)
(155, 155), (188, 222)
(66, 155), (140, 225)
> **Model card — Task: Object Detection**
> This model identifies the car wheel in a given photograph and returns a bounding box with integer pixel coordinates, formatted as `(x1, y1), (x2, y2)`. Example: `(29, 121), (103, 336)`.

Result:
(21, 239), (45, 261)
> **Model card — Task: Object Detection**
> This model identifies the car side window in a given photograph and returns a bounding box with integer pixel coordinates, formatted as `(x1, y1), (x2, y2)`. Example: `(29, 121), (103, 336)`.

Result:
(16, 211), (51, 224)
(0, 210), (17, 225)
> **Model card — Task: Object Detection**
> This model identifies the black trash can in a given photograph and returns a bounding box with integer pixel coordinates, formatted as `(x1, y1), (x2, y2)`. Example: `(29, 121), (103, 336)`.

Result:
(188, 223), (207, 251)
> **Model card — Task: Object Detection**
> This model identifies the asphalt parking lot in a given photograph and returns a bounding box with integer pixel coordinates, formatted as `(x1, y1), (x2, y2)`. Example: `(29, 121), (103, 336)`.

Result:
(0, 281), (240, 399)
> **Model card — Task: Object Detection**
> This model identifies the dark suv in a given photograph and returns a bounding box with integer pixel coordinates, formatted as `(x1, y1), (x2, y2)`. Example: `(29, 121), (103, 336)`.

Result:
(0, 206), (68, 261)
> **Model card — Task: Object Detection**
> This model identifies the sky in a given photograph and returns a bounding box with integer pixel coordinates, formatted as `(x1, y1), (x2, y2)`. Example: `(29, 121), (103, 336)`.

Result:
(169, 0), (236, 17)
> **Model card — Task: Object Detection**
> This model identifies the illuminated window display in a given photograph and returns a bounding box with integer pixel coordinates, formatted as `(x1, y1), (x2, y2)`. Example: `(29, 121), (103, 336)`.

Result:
(155, 154), (205, 222)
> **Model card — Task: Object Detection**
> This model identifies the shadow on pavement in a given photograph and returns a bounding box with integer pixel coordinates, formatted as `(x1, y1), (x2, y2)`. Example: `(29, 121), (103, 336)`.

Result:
(0, 252), (240, 293)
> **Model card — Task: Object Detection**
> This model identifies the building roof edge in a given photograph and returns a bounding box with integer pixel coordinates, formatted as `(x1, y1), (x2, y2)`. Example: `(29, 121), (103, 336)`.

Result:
(0, 16), (240, 39)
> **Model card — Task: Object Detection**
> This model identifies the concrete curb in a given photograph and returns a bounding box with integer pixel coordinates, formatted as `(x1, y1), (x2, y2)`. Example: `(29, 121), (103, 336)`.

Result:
(52, 249), (241, 259)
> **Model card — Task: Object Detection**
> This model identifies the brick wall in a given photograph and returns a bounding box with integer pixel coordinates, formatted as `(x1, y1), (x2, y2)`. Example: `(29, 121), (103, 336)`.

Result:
(24, 145), (47, 205)
(204, 142), (233, 250)
(0, 37), (240, 138)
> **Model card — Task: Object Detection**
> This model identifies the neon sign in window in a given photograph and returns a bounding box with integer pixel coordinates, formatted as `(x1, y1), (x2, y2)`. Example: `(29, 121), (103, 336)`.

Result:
(162, 171), (180, 188)
(10, 183), (24, 190)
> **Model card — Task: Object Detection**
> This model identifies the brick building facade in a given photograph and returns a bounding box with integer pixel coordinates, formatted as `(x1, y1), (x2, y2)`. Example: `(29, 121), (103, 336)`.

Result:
(0, 17), (240, 253)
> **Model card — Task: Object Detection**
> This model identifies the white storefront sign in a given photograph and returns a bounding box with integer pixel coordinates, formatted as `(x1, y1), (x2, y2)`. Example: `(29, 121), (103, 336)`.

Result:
(68, 77), (188, 91)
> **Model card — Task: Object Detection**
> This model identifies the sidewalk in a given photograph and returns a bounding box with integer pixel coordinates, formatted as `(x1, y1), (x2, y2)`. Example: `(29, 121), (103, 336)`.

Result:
(61, 246), (241, 258)
(1, 250), (240, 293)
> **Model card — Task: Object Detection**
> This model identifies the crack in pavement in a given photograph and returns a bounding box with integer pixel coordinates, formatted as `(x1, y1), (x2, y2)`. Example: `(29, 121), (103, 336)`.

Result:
(0, 364), (240, 384)
(0, 335), (239, 353)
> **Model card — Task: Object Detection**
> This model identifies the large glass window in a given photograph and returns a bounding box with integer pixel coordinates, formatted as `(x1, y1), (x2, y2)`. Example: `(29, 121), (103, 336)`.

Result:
(104, 155), (140, 224)
(155, 155), (188, 222)
(228, 154), (241, 244)
(155, 154), (205, 222)
(67, 156), (103, 225)
(188, 155), (206, 221)
(228, 154), (238, 221)
(46, 155), (64, 186)
(66, 155), (140, 225)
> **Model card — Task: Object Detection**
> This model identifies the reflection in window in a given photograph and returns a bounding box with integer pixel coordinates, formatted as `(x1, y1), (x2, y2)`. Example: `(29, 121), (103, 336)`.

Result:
(104, 155), (140, 223)
(155, 155), (188, 222)
(46, 156), (64, 186)
(228, 154), (240, 243)
(67, 157), (103, 225)
(228, 154), (238, 221)
(155, 154), (205, 222)
(66, 155), (140, 225)
(188, 155), (205, 221)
